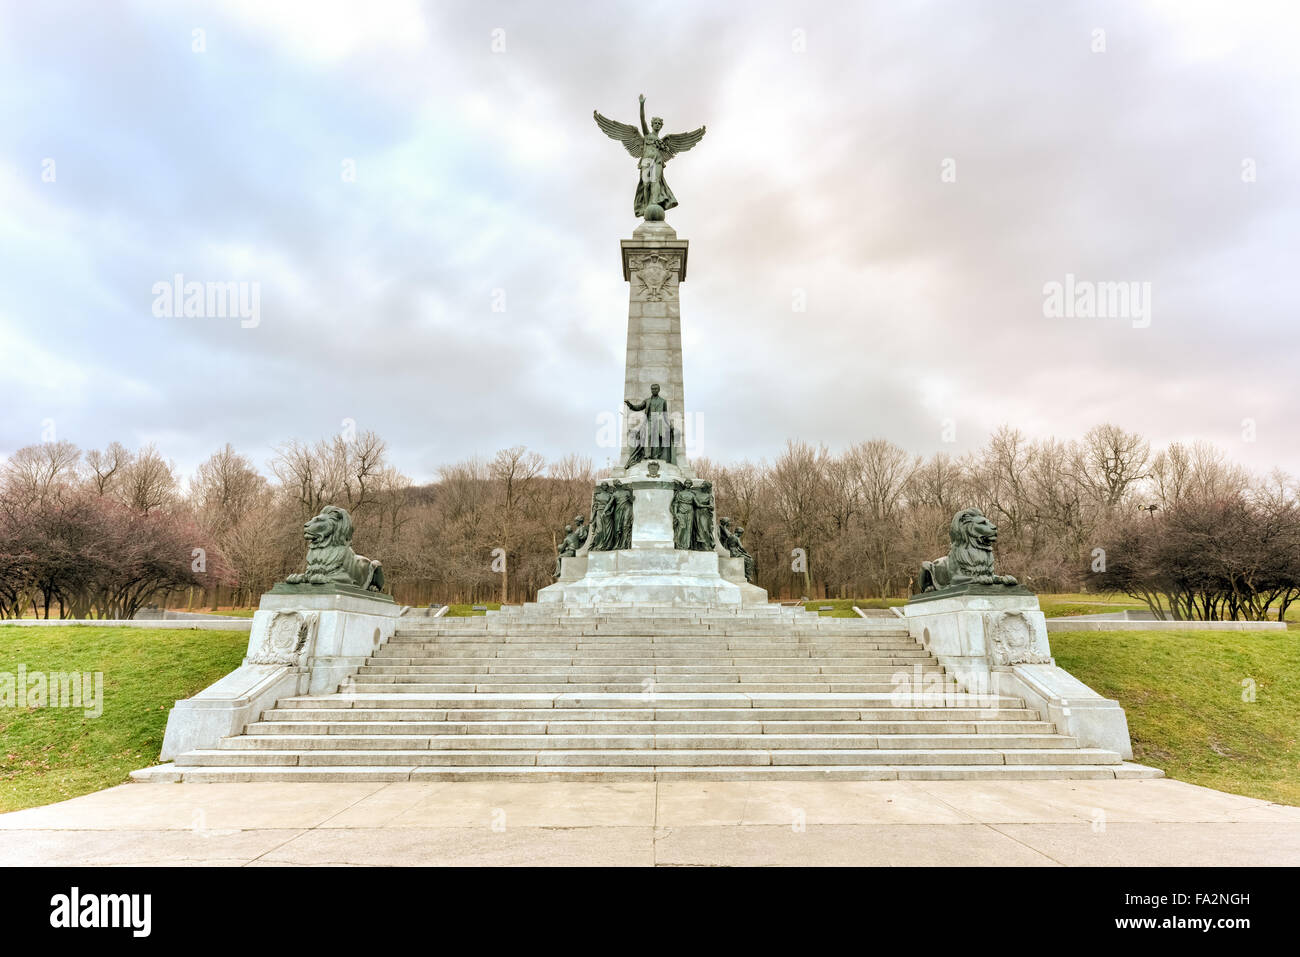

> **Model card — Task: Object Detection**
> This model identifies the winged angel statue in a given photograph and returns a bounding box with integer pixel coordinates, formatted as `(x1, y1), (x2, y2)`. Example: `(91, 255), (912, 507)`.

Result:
(593, 94), (706, 220)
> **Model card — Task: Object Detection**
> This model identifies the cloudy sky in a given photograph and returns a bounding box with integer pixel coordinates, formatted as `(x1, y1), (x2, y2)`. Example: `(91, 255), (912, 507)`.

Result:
(2, 0), (1297, 483)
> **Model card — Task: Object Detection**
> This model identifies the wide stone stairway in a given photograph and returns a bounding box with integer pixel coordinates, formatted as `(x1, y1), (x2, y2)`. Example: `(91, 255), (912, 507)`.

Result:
(148, 604), (1148, 782)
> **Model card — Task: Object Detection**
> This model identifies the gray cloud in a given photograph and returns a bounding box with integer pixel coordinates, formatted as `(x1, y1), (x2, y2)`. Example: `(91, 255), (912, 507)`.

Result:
(1, 0), (1296, 481)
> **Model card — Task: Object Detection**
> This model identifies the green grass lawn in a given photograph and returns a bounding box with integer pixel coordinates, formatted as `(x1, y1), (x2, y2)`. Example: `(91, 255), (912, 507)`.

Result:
(1052, 629), (1299, 805)
(0, 625), (247, 812)
(1038, 599), (1146, 618)
(801, 598), (907, 617)
(802, 594), (1144, 619)
(444, 602), (502, 616)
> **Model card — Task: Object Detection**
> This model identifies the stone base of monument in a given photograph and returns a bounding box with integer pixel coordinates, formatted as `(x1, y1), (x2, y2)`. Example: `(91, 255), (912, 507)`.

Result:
(157, 589), (400, 761)
(538, 459), (767, 607)
(541, 549), (759, 606)
(902, 590), (1136, 759)
(540, 457), (769, 605)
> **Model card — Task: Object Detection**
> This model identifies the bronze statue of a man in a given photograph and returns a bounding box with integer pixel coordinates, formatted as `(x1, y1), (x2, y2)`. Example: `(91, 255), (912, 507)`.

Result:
(720, 517), (756, 583)
(735, 526), (756, 583)
(553, 516), (588, 577)
(570, 515), (588, 552)
(624, 383), (675, 468)
(554, 523), (575, 578)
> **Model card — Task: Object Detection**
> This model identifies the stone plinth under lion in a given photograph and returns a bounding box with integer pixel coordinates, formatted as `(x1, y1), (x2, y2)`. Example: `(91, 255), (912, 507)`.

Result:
(901, 506), (1135, 760)
(157, 504), (398, 760)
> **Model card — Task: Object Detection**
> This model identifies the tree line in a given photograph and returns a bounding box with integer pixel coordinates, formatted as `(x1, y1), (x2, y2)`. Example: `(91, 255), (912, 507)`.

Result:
(2, 424), (1296, 620)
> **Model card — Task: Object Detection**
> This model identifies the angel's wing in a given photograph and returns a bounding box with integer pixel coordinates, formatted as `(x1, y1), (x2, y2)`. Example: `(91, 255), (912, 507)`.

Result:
(661, 125), (706, 161)
(593, 110), (643, 158)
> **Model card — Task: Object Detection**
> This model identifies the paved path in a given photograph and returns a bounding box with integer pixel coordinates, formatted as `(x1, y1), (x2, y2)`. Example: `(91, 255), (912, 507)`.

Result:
(0, 779), (1296, 866)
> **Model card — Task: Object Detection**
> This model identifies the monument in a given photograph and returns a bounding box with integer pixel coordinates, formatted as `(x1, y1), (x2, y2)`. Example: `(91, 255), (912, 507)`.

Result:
(137, 97), (1150, 783)
(539, 96), (763, 605)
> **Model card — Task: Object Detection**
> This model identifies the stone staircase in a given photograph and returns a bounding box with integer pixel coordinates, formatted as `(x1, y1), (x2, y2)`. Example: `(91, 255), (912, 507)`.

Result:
(140, 604), (1156, 782)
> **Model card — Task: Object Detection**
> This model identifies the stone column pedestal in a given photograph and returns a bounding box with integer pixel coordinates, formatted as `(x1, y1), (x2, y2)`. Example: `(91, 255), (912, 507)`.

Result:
(158, 588), (400, 759)
(902, 591), (1135, 758)
(902, 591), (1051, 676)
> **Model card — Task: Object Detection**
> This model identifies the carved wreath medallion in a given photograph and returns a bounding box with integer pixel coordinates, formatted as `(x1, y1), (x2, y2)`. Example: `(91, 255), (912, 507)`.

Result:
(630, 253), (679, 301)
(986, 611), (1050, 666)
(249, 611), (319, 666)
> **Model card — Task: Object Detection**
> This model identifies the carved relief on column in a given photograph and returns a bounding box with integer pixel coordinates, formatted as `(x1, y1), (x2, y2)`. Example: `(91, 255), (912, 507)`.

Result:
(628, 252), (682, 302)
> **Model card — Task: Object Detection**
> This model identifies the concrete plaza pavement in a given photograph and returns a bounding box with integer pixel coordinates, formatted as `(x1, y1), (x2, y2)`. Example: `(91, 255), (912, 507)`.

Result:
(0, 778), (1297, 866)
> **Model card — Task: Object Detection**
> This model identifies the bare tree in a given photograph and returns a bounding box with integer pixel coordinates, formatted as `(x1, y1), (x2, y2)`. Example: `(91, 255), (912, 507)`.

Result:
(767, 440), (830, 597)
(490, 446), (546, 603)
(271, 439), (339, 518)
(1148, 442), (1191, 509)
(710, 460), (764, 527)
(1, 441), (82, 507)
(116, 443), (177, 515)
(1072, 424), (1150, 511)
(191, 443), (267, 539)
(84, 441), (130, 497)
(967, 426), (1033, 553)
(271, 430), (390, 519)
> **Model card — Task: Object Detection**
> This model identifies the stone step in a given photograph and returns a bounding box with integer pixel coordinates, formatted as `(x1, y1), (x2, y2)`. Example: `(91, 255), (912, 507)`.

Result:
(405, 613), (891, 621)
(137, 763), (1157, 783)
(490, 609), (812, 616)
(390, 629), (909, 634)
(356, 664), (946, 675)
(379, 639), (920, 647)
(382, 642), (920, 652)
(374, 649), (934, 660)
(365, 660), (937, 670)
(469, 622), (834, 629)
(391, 649), (923, 658)
(261, 706), (1045, 722)
(174, 747), (1121, 768)
(351, 671), (951, 684)
(342, 682), (958, 694)
(275, 693), (1028, 710)
(147, 596), (1160, 786)
(414, 629), (884, 637)
(491, 609), (809, 616)
(385, 637), (917, 647)
(222, 733), (1079, 751)
(247, 719), (1058, 735)
(374, 652), (927, 663)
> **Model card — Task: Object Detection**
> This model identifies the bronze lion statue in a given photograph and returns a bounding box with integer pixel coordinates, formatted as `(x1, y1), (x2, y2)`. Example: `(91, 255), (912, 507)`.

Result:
(917, 507), (1018, 593)
(285, 505), (384, 591)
